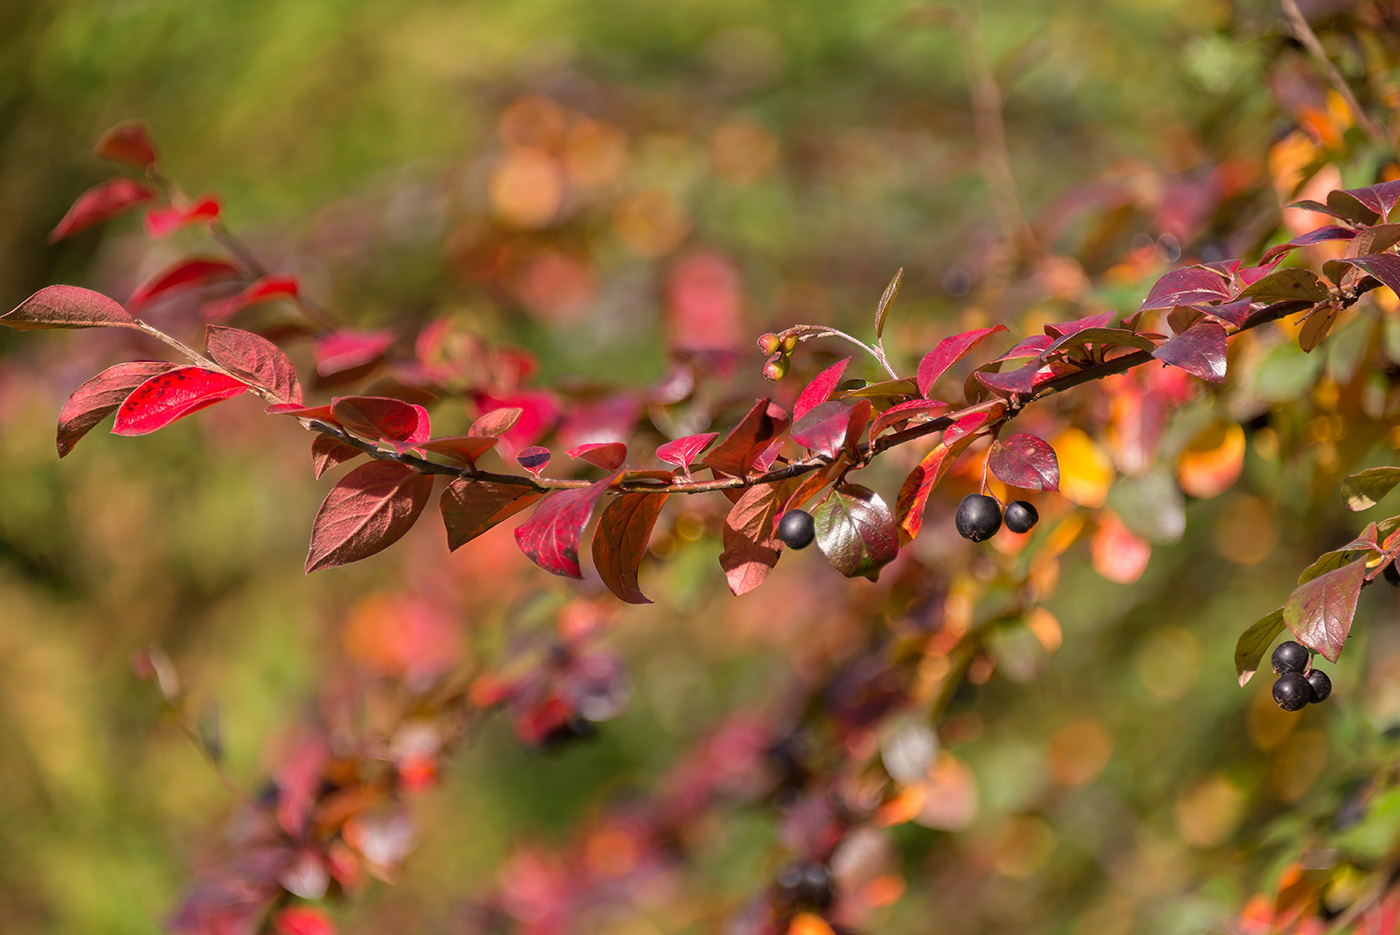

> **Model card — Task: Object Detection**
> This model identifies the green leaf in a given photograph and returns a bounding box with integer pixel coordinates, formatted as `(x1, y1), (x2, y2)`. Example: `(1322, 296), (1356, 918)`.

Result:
(813, 483), (899, 581)
(1234, 607), (1284, 687)
(1283, 558), (1366, 662)
(1240, 268), (1332, 304)
(874, 266), (903, 340)
(1341, 466), (1400, 511)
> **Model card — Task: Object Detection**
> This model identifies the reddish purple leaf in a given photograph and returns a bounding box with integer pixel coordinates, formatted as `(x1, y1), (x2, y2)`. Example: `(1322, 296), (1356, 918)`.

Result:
(468, 407), (522, 438)
(1260, 225), (1356, 265)
(976, 361), (1042, 396)
(313, 328), (395, 377)
(517, 446), (551, 477)
(56, 361), (177, 457)
(330, 396), (429, 444)
(656, 433), (718, 474)
(793, 357), (851, 421)
(476, 391), (559, 453)
(870, 399), (950, 440)
(1138, 267), (1231, 311)
(439, 479), (544, 551)
(1283, 557), (1365, 663)
(421, 436), (499, 467)
(991, 334), (1054, 363)
(311, 434), (364, 479)
(719, 482), (788, 596)
(894, 411), (991, 544)
(94, 120), (158, 170)
(2, 284), (136, 331)
(1197, 299), (1251, 328)
(917, 326), (1008, 398)
(593, 491), (669, 603)
(1042, 311), (1118, 338)
(266, 403), (336, 423)
(702, 398), (790, 478)
(1046, 327), (1156, 356)
(791, 399), (870, 460)
(112, 367), (249, 436)
(145, 195), (221, 239)
(988, 432), (1060, 491)
(514, 476), (616, 578)
(206, 325), (302, 405)
(304, 461), (434, 572)
(1347, 180), (1400, 219)
(1151, 319), (1227, 382)
(128, 257), (241, 311)
(568, 442), (627, 471)
(1342, 254), (1400, 298)
(49, 177), (158, 242)
(813, 484), (898, 581)
(206, 275), (300, 323)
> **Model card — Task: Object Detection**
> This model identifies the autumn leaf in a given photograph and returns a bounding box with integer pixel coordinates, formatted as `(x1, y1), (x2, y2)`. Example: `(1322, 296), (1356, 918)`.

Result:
(988, 432), (1060, 491)
(112, 367), (249, 436)
(55, 361), (177, 457)
(1234, 608), (1286, 687)
(128, 257), (241, 311)
(440, 479), (544, 551)
(813, 484), (898, 580)
(49, 178), (158, 242)
(593, 491), (669, 603)
(1282, 557), (1365, 662)
(206, 325), (302, 404)
(305, 462), (435, 572)
(2, 285), (137, 331)
(793, 357), (851, 421)
(917, 326), (1007, 398)
(514, 477), (616, 578)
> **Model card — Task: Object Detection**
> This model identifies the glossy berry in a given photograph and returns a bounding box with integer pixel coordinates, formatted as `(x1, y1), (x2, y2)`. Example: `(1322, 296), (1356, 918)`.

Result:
(955, 494), (1002, 542)
(777, 509), (816, 550)
(762, 353), (790, 382)
(1271, 640), (1310, 675)
(1004, 500), (1039, 534)
(757, 332), (782, 356)
(1385, 561), (1400, 587)
(1273, 672), (1313, 711)
(1306, 669), (1332, 703)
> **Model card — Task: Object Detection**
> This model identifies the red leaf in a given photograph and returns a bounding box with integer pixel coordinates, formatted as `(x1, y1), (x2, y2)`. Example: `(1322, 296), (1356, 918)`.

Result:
(1042, 311), (1118, 338)
(94, 120), (158, 170)
(568, 442), (627, 471)
(331, 396), (430, 444)
(1283, 557), (1365, 663)
(206, 325), (302, 404)
(793, 357), (851, 421)
(440, 479), (544, 551)
(144, 195), (221, 239)
(206, 275), (300, 323)
(312, 434), (365, 479)
(1342, 253), (1400, 298)
(517, 446), (551, 477)
(128, 257), (240, 311)
(1238, 268), (1331, 304)
(2, 284), (136, 331)
(593, 491), (669, 603)
(112, 367), (249, 436)
(1138, 267), (1231, 311)
(476, 391), (559, 453)
(314, 328), (396, 377)
(266, 403), (336, 422)
(422, 436), (499, 467)
(813, 484), (898, 580)
(990, 334), (1054, 363)
(1337, 180), (1400, 219)
(56, 361), (177, 457)
(1151, 319), (1227, 382)
(276, 731), (329, 836)
(1260, 225), (1356, 264)
(702, 398), (790, 478)
(49, 177), (158, 242)
(514, 476), (616, 578)
(790, 399), (871, 460)
(870, 399), (950, 440)
(1197, 299), (1251, 328)
(273, 907), (335, 935)
(656, 433), (718, 473)
(976, 361), (1042, 396)
(917, 326), (1007, 397)
(304, 462), (434, 572)
(719, 482), (787, 596)
(988, 432), (1060, 491)
(894, 411), (990, 544)
(468, 407), (522, 438)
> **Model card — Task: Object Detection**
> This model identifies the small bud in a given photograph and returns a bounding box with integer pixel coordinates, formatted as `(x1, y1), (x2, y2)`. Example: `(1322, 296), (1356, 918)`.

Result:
(757, 332), (782, 356)
(762, 353), (790, 381)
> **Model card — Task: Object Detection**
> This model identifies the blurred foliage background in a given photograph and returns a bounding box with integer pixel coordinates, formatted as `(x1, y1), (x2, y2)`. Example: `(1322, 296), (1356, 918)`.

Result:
(2, 0), (1400, 933)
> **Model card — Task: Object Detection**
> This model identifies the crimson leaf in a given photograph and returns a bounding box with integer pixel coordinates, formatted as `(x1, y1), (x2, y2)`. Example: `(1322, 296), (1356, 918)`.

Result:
(988, 432), (1060, 490)
(311, 435), (365, 479)
(440, 479), (544, 551)
(2, 285), (136, 331)
(790, 399), (868, 460)
(112, 367), (249, 436)
(656, 433), (718, 474)
(145, 195), (221, 239)
(421, 436), (499, 467)
(894, 411), (991, 543)
(128, 258), (241, 311)
(593, 491), (669, 604)
(793, 357), (851, 421)
(313, 329), (395, 377)
(304, 462), (434, 572)
(1150, 319), (1227, 382)
(330, 396), (430, 445)
(49, 177), (158, 242)
(568, 442), (628, 471)
(1282, 557), (1365, 663)
(702, 398), (790, 478)
(94, 120), (158, 170)
(813, 484), (898, 581)
(870, 399), (950, 440)
(514, 476), (616, 578)
(1138, 267), (1231, 311)
(917, 326), (1007, 398)
(206, 325), (302, 405)
(207, 276), (300, 323)
(56, 361), (177, 457)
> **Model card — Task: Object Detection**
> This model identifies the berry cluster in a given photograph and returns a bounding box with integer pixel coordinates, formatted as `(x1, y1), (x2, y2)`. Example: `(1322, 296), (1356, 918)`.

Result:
(772, 862), (835, 914)
(955, 493), (1039, 542)
(758, 331), (799, 381)
(1270, 640), (1332, 711)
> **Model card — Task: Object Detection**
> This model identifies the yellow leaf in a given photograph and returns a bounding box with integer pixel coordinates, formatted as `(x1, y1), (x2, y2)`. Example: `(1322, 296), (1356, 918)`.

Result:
(1176, 421), (1245, 499)
(1050, 428), (1113, 508)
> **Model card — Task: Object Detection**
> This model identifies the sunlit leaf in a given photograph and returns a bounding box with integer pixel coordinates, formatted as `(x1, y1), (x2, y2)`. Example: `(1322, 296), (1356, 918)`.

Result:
(793, 357), (851, 421)
(988, 432), (1059, 491)
(128, 257), (240, 311)
(1234, 607), (1285, 687)
(702, 398), (790, 478)
(1283, 557), (1365, 662)
(1341, 466), (1400, 511)
(2, 284), (137, 331)
(813, 484), (898, 580)
(305, 462), (434, 572)
(1138, 267), (1231, 311)
(112, 367), (249, 436)
(55, 361), (176, 457)
(655, 433), (718, 474)
(567, 442), (627, 471)
(440, 479), (543, 551)
(94, 120), (158, 170)
(514, 477), (616, 578)
(206, 324), (302, 404)
(593, 491), (669, 603)
(1151, 319), (1227, 382)
(311, 434), (365, 479)
(916, 326), (1007, 397)
(49, 177), (159, 242)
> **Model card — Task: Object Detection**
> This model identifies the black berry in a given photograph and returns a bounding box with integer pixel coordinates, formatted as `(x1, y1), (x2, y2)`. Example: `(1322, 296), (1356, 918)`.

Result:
(955, 494), (1003, 542)
(1306, 669), (1332, 703)
(1004, 500), (1039, 534)
(1385, 561), (1400, 587)
(1273, 672), (1314, 711)
(1271, 640), (1310, 675)
(773, 862), (834, 912)
(777, 509), (816, 550)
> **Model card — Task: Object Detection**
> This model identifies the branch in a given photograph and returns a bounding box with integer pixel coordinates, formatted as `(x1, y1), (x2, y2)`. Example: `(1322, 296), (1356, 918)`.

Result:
(1280, 0), (1387, 147)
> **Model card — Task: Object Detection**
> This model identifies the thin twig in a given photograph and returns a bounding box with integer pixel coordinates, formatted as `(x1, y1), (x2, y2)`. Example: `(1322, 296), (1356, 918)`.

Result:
(1281, 0), (1387, 146)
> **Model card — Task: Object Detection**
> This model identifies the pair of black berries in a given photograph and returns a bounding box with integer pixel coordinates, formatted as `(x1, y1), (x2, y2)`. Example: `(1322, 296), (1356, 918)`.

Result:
(955, 493), (1039, 541)
(1270, 640), (1332, 712)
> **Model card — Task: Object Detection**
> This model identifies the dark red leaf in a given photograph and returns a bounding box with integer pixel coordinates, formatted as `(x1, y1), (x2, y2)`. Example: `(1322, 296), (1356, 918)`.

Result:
(793, 357), (851, 421)
(94, 120), (158, 170)
(1046, 327), (1157, 356)
(719, 482), (789, 596)
(313, 328), (395, 377)
(517, 446), (551, 477)
(1042, 311), (1119, 338)
(1238, 268), (1331, 304)
(312, 435), (364, 479)
(1196, 299), (1251, 328)
(702, 398), (790, 478)
(917, 326), (1008, 397)
(128, 257), (240, 311)
(266, 403), (336, 423)
(56, 361), (177, 457)
(330, 396), (430, 444)
(145, 195), (221, 239)
(568, 442), (627, 471)
(976, 361), (1042, 396)
(514, 476), (616, 578)
(990, 334), (1053, 363)
(1150, 319), (1227, 382)
(1260, 225), (1356, 264)
(1138, 267), (1231, 311)
(656, 433), (718, 473)
(593, 491), (669, 603)
(112, 367), (249, 436)
(206, 325), (302, 404)
(206, 275), (301, 322)
(894, 411), (990, 543)
(791, 399), (861, 460)
(49, 177), (158, 242)
(1341, 180), (1400, 219)
(1342, 254), (1400, 298)
(440, 479), (544, 551)
(813, 484), (898, 580)
(2, 284), (136, 331)
(468, 407), (522, 438)
(1283, 557), (1365, 663)
(988, 432), (1060, 491)
(421, 436), (499, 467)
(870, 399), (950, 440)
(304, 462), (434, 572)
